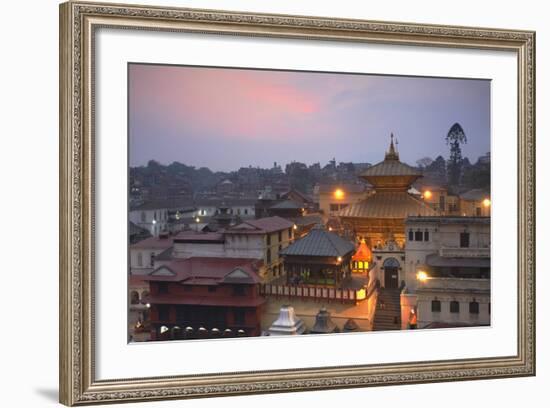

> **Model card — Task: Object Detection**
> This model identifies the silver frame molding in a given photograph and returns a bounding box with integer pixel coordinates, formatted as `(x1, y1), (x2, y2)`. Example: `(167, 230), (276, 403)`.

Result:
(59, 1), (536, 405)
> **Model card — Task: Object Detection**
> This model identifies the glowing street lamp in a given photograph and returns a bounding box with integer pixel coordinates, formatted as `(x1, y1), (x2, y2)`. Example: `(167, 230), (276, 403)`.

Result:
(334, 189), (345, 200)
(337, 256), (343, 263)
(423, 190), (432, 199)
(416, 270), (429, 282)
(483, 198), (491, 208)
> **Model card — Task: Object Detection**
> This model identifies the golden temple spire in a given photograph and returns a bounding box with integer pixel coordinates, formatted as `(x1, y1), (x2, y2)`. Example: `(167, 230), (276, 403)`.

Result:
(385, 132), (400, 161)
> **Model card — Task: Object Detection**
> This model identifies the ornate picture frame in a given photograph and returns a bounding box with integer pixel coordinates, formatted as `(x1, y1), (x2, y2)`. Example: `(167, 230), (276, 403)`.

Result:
(59, 1), (535, 405)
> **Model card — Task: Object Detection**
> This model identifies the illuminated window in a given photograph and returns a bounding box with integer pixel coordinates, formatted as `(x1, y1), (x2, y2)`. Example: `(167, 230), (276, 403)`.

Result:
(358, 261), (363, 269)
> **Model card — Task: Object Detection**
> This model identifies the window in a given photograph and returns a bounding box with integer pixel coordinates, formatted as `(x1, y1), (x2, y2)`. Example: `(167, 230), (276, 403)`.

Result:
(278, 231), (282, 242)
(476, 207), (482, 216)
(469, 301), (480, 314)
(150, 252), (156, 267)
(244, 209), (248, 215)
(424, 230), (430, 241)
(414, 230), (423, 241)
(460, 232), (470, 248)
(450, 300), (460, 313)
(431, 299), (441, 313)
(266, 234), (271, 245)
(408, 230), (414, 241)
(233, 286), (246, 296)
(358, 261), (363, 269)
(137, 252), (143, 267)
(329, 204), (339, 212)
(266, 248), (271, 264)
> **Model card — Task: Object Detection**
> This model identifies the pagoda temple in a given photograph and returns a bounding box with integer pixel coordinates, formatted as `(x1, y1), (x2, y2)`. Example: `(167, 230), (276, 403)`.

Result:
(339, 134), (437, 249)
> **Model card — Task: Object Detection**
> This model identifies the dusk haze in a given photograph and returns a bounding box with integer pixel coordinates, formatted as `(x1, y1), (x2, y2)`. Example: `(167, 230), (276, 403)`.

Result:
(129, 64), (490, 171)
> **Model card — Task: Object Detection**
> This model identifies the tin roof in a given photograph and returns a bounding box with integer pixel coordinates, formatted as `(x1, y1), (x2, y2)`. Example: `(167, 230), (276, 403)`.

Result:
(460, 189), (490, 201)
(338, 192), (437, 219)
(130, 236), (174, 250)
(280, 228), (355, 257)
(227, 216), (294, 234)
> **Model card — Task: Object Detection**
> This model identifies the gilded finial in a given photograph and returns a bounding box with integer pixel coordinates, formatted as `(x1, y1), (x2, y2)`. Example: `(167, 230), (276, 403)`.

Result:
(385, 132), (399, 160)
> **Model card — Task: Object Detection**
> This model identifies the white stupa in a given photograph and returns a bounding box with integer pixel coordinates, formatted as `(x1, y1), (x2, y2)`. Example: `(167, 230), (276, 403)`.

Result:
(268, 305), (306, 335)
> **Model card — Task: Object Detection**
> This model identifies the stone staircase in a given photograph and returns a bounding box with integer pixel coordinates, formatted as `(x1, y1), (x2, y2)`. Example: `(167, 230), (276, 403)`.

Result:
(373, 288), (402, 331)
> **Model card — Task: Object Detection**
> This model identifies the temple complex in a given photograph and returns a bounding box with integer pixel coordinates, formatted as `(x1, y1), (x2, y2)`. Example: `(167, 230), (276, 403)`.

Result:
(339, 134), (437, 249)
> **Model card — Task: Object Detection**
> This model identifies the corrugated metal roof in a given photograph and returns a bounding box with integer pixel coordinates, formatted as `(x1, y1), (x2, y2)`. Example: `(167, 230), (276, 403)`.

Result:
(426, 254), (490, 268)
(338, 192), (437, 219)
(460, 189), (489, 201)
(269, 200), (303, 210)
(228, 216), (294, 234)
(280, 228), (355, 257)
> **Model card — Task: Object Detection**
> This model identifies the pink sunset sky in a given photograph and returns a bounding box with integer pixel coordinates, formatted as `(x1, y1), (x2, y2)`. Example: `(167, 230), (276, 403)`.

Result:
(129, 63), (490, 171)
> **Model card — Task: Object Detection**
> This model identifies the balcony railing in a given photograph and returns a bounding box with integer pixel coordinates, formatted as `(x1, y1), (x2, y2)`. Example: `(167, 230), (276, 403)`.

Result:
(439, 246), (490, 258)
(260, 283), (367, 303)
(417, 277), (490, 292)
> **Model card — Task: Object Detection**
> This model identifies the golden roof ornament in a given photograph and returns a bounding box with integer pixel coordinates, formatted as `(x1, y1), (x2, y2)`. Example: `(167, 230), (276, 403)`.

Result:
(385, 133), (400, 161)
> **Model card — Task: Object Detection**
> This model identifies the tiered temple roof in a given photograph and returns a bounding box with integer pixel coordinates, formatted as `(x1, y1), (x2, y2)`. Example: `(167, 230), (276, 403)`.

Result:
(339, 134), (437, 220)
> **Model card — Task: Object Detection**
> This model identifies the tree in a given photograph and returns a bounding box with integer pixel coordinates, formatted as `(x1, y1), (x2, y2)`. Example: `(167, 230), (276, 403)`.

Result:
(416, 157), (433, 169)
(425, 155), (447, 185)
(446, 123), (467, 186)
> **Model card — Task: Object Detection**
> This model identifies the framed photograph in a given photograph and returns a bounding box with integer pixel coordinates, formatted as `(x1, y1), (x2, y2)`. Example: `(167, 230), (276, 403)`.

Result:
(59, 1), (535, 405)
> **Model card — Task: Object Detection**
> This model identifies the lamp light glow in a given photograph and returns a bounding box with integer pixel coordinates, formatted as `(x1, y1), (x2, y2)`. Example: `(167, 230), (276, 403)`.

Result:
(416, 270), (429, 282)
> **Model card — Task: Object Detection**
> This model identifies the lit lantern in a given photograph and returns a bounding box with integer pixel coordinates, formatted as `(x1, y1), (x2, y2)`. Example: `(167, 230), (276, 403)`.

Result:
(334, 189), (344, 199)
(483, 198), (491, 207)
(416, 270), (429, 282)
(423, 190), (433, 199)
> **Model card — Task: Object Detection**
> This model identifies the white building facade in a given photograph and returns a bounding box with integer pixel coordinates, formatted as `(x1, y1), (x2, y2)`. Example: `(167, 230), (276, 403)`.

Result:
(401, 216), (491, 329)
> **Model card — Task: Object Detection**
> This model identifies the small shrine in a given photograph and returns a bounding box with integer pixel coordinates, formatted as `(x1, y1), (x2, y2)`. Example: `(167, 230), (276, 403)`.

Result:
(351, 239), (372, 274)
(268, 305), (306, 335)
(310, 307), (340, 334)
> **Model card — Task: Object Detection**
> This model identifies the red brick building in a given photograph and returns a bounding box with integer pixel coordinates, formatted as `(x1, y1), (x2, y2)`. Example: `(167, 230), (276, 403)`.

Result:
(142, 257), (266, 340)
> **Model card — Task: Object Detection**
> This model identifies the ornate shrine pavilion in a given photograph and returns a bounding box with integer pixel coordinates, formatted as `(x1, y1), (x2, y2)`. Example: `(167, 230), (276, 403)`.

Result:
(339, 134), (437, 249)
(280, 226), (355, 286)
